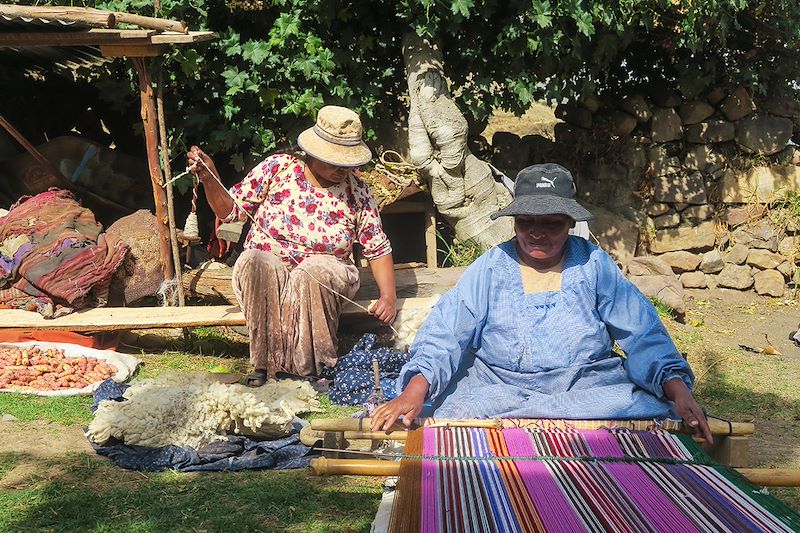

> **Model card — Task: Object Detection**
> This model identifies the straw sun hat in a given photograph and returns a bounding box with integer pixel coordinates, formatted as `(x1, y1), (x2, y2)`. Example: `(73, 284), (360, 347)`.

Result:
(297, 105), (372, 167)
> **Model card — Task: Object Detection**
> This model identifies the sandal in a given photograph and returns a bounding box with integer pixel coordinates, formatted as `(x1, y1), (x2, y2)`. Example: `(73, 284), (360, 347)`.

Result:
(244, 370), (268, 388)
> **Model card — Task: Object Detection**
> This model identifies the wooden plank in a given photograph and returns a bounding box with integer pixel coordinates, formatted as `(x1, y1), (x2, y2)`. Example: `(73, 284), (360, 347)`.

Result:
(150, 31), (216, 44)
(0, 30), (214, 47)
(101, 44), (165, 57)
(0, 297), (439, 331)
(182, 265), (465, 302)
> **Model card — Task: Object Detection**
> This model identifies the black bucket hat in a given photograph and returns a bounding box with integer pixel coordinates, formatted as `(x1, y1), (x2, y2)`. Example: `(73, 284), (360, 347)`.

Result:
(490, 163), (594, 222)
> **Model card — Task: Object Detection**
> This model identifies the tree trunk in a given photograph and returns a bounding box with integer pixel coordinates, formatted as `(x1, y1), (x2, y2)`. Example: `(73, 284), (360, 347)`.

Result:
(402, 33), (512, 249)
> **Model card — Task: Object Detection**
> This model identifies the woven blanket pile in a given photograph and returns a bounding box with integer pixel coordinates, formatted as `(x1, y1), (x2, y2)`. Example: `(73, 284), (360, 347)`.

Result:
(0, 189), (128, 317)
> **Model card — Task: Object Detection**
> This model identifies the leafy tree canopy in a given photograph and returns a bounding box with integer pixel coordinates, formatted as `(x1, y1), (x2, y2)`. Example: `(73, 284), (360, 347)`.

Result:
(9, 0), (800, 174)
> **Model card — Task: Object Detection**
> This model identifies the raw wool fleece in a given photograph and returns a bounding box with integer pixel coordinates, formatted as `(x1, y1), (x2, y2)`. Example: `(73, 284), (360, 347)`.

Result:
(86, 373), (320, 449)
(393, 294), (441, 352)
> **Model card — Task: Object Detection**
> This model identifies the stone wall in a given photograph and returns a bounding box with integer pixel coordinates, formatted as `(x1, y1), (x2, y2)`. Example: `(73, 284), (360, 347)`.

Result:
(490, 86), (800, 303)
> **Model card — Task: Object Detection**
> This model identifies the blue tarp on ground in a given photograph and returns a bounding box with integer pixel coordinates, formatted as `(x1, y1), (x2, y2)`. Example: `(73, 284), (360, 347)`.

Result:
(89, 379), (312, 472)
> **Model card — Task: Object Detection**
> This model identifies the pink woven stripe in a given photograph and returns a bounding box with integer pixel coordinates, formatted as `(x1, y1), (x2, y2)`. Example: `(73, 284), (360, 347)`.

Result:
(420, 427), (439, 533)
(503, 428), (588, 533)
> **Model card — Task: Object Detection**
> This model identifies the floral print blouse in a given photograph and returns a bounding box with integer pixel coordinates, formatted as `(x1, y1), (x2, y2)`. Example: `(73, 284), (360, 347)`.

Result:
(222, 154), (391, 267)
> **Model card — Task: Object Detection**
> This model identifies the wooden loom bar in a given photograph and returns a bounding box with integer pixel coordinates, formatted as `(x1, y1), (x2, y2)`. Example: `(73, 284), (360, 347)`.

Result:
(309, 417), (755, 436)
(309, 458), (800, 487)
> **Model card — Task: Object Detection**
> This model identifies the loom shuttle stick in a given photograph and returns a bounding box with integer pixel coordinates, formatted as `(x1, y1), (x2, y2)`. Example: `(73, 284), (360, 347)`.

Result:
(309, 417), (754, 436)
(310, 458), (800, 487)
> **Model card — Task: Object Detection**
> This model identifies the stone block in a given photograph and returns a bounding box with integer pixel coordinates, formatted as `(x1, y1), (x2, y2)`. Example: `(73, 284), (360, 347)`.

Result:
(720, 165), (800, 204)
(753, 269), (785, 297)
(647, 202), (671, 217)
(650, 108), (683, 142)
(735, 115), (794, 155)
(653, 172), (708, 204)
(777, 261), (796, 278)
(621, 94), (652, 123)
(683, 145), (724, 171)
(659, 251), (701, 273)
(686, 120), (735, 143)
(700, 249), (724, 273)
(680, 271), (707, 288)
(720, 87), (756, 121)
(555, 102), (593, 129)
(725, 205), (764, 227)
(679, 101), (715, 125)
(653, 212), (680, 229)
(651, 221), (717, 253)
(754, 90), (800, 119)
(628, 256), (675, 277)
(778, 236), (798, 258)
(746, 249), (785, 270)
(732, 220), (779, 252)
(681, 205), (713, 223)
(716, 264), (754, 290)
(724, 243), (750, 265)
(706, 87), (726, 106)
(649, 150), (682, 177)
(611, 110), (637, 136)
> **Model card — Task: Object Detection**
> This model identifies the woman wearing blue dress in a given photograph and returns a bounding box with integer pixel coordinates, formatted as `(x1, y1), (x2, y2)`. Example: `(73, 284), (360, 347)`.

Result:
(371, 163), (713, 444)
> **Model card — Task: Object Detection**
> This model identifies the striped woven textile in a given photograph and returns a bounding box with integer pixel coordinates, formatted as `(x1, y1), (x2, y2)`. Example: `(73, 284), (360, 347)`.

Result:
(388, 426), (800, 533)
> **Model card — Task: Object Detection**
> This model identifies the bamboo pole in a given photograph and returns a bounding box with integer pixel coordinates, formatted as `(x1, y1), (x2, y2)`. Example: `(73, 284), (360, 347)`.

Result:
(309, 418), (754, 436)
(309, 458), (800, 487)
(132, 57), (175, 282)
(0, 5), (188, 33)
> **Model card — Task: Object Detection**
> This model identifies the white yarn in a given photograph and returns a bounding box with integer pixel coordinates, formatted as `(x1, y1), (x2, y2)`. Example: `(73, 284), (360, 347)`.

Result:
(183, 211), (200, 239)
(157, 278), (180, 307)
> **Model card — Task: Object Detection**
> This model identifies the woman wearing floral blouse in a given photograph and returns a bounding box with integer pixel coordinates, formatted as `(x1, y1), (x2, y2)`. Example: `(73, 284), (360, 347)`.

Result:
(188, 106), (396, 387)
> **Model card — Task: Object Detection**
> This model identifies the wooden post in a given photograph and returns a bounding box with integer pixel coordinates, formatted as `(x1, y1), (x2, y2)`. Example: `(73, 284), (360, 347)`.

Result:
(424, 196), (437, 268)
(132, 57), (174, 281)
(157, 65), (185, 306)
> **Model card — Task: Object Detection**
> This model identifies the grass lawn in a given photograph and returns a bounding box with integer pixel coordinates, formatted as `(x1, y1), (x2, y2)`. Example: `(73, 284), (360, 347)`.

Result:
(1, 321), (799, 531)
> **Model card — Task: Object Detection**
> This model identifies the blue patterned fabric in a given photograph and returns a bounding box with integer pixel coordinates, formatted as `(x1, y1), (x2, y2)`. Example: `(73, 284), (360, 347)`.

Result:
(328, 333), (411, 406)
(397, 237), (694, 420)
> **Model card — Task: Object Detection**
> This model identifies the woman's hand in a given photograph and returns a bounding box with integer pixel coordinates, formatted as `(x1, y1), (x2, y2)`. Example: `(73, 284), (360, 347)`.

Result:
(187, 146), (220, 185)
(370, 374), (428, 431)
(663, 378), (713, 444)
(369, 295), (397, 325)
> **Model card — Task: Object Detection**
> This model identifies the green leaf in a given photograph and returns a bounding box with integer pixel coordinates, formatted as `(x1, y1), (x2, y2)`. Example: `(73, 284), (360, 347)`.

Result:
(450, 0), (473, 18)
